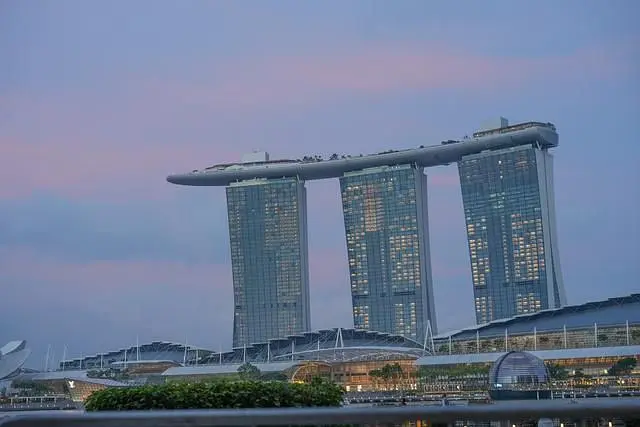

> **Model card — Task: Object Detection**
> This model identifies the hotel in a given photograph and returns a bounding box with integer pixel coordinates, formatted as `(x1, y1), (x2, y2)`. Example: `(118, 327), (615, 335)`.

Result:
(340, 164), (437, 341)
(225, 153), (311, 347)
(458, 118), (566, 323)
(167, 120), (562, 341)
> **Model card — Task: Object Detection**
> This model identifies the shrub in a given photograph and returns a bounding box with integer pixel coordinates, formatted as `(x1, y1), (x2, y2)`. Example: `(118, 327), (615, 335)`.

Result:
(84, 378), (344, 411)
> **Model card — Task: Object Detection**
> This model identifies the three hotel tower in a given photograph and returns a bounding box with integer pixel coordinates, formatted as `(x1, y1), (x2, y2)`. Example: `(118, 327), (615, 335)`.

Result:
(182, 119), (566, 348)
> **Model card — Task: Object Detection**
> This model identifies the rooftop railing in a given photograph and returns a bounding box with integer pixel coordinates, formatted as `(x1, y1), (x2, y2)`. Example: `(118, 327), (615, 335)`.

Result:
(1, 398), (639, 427)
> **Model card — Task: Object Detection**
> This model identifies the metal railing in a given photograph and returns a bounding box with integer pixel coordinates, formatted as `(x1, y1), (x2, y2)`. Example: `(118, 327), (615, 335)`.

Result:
(1, 398), (639, 427)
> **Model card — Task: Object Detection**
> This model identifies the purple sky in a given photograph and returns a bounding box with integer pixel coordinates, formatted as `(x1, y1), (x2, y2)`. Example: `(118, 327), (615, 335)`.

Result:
(1, 0), (638, 368)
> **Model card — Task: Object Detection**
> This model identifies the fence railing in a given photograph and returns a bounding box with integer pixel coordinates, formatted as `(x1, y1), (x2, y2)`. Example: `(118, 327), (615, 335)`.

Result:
(1, 398), (640, 427)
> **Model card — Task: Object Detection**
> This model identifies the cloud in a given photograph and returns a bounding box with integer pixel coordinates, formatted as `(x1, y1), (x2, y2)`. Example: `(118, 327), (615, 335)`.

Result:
(0, 196), (230, 263)
(0, 244), (357, 350)
(3, 40), (634, 200)
(0, 134), (239, 200)
(0, 247), (229, 296)
(0, 247), (235, 358)
(0, 245), (236, 348)
(145, 42), (636, 112)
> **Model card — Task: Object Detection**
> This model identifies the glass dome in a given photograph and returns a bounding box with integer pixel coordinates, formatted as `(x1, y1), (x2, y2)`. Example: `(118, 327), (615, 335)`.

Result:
(489, 351), (549, 390)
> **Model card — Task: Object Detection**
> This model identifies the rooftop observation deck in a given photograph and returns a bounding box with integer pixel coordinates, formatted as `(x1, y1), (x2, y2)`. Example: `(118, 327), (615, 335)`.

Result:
(166, 121), (558, 187)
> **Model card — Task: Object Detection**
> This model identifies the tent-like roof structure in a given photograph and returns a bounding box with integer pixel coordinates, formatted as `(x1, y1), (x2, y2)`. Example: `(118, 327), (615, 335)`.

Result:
(0, 340), (31, 381)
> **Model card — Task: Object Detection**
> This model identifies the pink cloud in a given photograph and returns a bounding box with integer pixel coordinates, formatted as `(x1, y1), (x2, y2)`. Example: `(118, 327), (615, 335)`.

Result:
(145, 42), (635, 111)
(2, 41), (633, 200)
(0, 135), (237, 200)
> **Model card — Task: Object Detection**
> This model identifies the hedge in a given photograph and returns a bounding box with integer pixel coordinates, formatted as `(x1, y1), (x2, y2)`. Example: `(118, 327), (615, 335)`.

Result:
(84, 378), (344, 411)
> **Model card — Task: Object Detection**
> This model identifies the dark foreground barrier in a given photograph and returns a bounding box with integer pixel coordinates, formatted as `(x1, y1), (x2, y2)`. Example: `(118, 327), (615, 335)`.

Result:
(1, 398), (639, 427)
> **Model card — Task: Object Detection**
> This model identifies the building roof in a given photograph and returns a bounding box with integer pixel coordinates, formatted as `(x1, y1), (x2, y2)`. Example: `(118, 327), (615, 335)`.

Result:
(0, 341), (26, 356)
(30, 370), (89, 381)
(162, 361), (300, 377)
(200, 328), (426, 365)
(59, 340), (212, 370)
(167, 123), (558, 186)
(54, 328), (425, 374)
(436, 294), (640, 340)
(29, 371), (127, 387)
(0, 341), (31, 381)
(416, 345), (640, 366)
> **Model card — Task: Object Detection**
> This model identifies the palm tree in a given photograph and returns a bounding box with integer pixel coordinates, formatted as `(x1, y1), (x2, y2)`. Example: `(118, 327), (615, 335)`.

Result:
(368, 368), (383, 390)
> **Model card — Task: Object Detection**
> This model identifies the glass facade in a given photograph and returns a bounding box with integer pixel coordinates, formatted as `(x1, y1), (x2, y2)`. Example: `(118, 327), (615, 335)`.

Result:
(433, 322), (640, 356)
(458, 145), (566, 324)
(340, 164), (437, 342)
(489, 351), (549, 389)
(226, 178), (310, 348)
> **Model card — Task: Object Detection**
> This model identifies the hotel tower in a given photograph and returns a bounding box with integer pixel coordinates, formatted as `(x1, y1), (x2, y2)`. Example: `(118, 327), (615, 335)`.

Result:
(458, 118), (566, 324)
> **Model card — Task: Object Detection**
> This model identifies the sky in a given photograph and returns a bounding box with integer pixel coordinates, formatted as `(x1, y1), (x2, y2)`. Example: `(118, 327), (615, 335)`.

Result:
(1, 0), (638, 369)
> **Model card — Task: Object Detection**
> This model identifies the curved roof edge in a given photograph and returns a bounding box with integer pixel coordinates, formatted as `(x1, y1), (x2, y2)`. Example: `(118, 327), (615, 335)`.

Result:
(61, 340), (211, 365)
(241, 327), (424, 349)
(436, 293), (640, 339)
(0, 348), (31, 380)
(0, 340), (27, 356)
(167, 124), (558, 186)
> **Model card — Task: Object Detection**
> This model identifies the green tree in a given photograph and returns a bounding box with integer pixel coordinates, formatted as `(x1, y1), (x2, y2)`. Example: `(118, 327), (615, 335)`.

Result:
(260, 372), (288, 382)
(379, 363), (404, 390)
(545, 363), (569, 380)
(572, 368), (586, 378)
(11, 381), (50, 396)
(85, 379), (344, 411)
(369, 364), (404, 390)
(368, 368), (382, 389)
(237, 362), (261, 380)
(608, 357), (637, 376)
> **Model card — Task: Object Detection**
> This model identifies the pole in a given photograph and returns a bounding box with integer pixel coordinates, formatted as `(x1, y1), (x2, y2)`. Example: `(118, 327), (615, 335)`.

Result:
(626, 320), (630, 346)
(61, 346), (67, 372)
(44, 345), (51, 372)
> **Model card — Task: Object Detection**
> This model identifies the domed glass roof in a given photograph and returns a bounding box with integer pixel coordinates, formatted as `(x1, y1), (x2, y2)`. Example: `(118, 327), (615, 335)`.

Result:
(489, 351), (548, 390)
